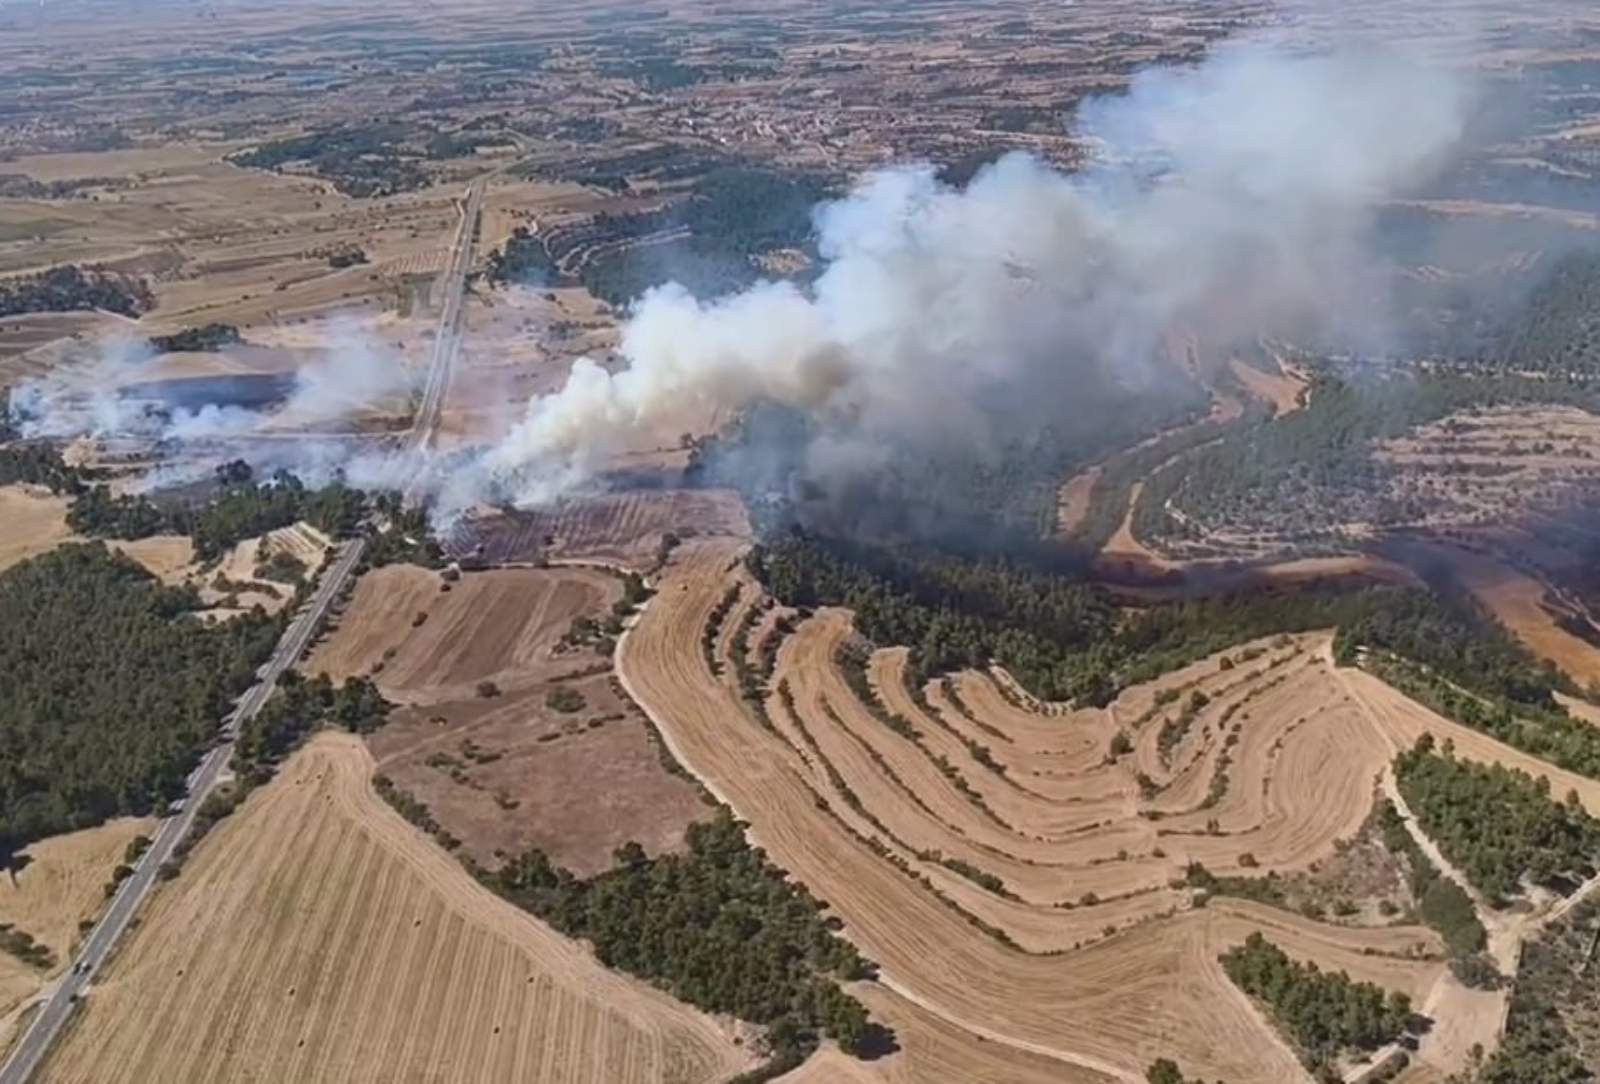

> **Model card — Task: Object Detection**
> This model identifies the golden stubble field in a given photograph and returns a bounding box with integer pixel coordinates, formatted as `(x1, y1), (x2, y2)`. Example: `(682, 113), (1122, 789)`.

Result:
(0, 818), (152, 1052)
(616, 539), (1600, 1083)
(40, 732), (751, 1084)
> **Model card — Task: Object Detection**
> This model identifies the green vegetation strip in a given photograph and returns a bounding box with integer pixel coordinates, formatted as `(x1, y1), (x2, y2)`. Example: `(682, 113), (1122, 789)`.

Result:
(1220, 932), (1412, 1076)
(484, 810), (880, 1067)
(1394, 736), (1600, 906)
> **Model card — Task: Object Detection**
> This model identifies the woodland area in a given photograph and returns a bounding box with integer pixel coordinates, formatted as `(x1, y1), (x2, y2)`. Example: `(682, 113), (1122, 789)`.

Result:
(0, 442), (87, 494)
(67, 464), (372, 561)
(232, 671), (389, 784)
(1395, 736), (1600, 905)
(0, 544), (281, 866)
(1460, 897), (1600, 1084)
(228, 123), (433, 196)
(1219, 932), (1412, 1077)
(485, 809), (881, 1072)
(1144, 371), (1600, 553)
(147, 323), (242, 354)
(1491, 250), (1600, 376)
(0, 264), (151, 318)
(751, 531), (1553, 709)
(575, 167), (831, 306)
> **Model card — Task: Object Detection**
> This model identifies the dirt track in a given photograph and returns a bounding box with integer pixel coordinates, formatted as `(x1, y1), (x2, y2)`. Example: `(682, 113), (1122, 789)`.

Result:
(41, 733), (749, 1084)
(615, 540), (1452, 1083)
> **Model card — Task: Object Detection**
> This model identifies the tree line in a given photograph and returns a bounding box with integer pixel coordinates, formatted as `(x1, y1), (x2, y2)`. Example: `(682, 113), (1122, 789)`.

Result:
(232, 671), (390, 785)
(0, 442), (87, 495)
(67, 463), (369, 561)
(0, 264), (151, 318)
(1220, 932), (1412, 1078)
(484, 809), (885, 1070)
(147, 324), (242, 354)
(1374, 800), (1492, 984)
(750, 530), (1552, 711)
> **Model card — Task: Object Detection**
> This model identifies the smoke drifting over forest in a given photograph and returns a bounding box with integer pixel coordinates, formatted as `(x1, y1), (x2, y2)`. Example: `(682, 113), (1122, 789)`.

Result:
(466, 41), (1472, 516)
(9, 34), (1486, 527)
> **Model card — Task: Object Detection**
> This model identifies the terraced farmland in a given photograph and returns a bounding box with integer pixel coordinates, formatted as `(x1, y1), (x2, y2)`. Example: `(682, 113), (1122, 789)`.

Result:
(618, 539), (1600, 1082)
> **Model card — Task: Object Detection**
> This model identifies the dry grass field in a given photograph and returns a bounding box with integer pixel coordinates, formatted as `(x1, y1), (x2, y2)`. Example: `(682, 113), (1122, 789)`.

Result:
(0, 818), (152, 1052)
(614, 540), (1487, 1082)
(0, 486), (72, 572)
(39, 733), (750, 1084)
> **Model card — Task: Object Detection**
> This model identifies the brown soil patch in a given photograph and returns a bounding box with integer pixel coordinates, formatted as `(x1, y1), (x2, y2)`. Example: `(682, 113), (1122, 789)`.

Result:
(0, 485), (72, 572)
(41, 733), (750, 1084)
(369, 677), (711, 877)
(317, 562), (711, 876)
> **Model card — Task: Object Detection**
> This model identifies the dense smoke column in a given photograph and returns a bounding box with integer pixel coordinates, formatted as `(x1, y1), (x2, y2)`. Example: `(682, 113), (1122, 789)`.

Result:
(474, 42), (1469, 517)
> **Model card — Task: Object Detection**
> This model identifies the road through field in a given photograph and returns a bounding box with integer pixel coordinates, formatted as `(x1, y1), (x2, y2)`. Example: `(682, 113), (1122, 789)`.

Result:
(38, 734), (748, 1084)
(0, 538), (366, 1084)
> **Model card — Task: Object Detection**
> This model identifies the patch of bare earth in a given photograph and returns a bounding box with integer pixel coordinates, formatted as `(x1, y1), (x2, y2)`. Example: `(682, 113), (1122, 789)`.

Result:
(310, 563), (711, 874)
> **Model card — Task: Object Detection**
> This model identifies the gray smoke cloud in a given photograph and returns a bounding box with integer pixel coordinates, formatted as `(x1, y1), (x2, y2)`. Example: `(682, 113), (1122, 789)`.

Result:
(464, 40), (1472, 513)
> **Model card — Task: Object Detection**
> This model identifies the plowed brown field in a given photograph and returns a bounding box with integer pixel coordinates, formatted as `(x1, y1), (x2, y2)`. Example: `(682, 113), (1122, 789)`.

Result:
(616, 540), (1455, 1083)
(40, 733), (750, 1084)
(310, 560), (711, 875)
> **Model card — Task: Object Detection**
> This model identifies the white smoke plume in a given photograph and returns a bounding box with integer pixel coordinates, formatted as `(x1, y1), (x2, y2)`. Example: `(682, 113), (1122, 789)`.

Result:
(10, 318), (417, 445)
(472, 41), (1471, 510)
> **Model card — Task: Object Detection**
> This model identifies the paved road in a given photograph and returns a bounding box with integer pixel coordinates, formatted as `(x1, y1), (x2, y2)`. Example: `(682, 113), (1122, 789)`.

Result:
(2, 170), (484, 1082)
(0, 538), (367, 1084)
(410, 178), (485, 455)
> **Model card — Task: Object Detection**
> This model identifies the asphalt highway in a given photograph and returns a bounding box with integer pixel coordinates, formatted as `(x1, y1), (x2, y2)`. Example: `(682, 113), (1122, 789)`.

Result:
(0, 538), (367, 1084)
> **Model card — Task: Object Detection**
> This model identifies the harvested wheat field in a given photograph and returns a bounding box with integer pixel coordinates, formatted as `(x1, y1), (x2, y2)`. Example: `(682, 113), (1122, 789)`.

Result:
(40, 733), (750, 1084)
(306, 564), (613, 699)
(617, 540), (1455, 1083)
(0, 818), (152, 1049)
(0, 486), (72, 572)
(777, 981), (1115, 1084)
(105, 535), (195, 582)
